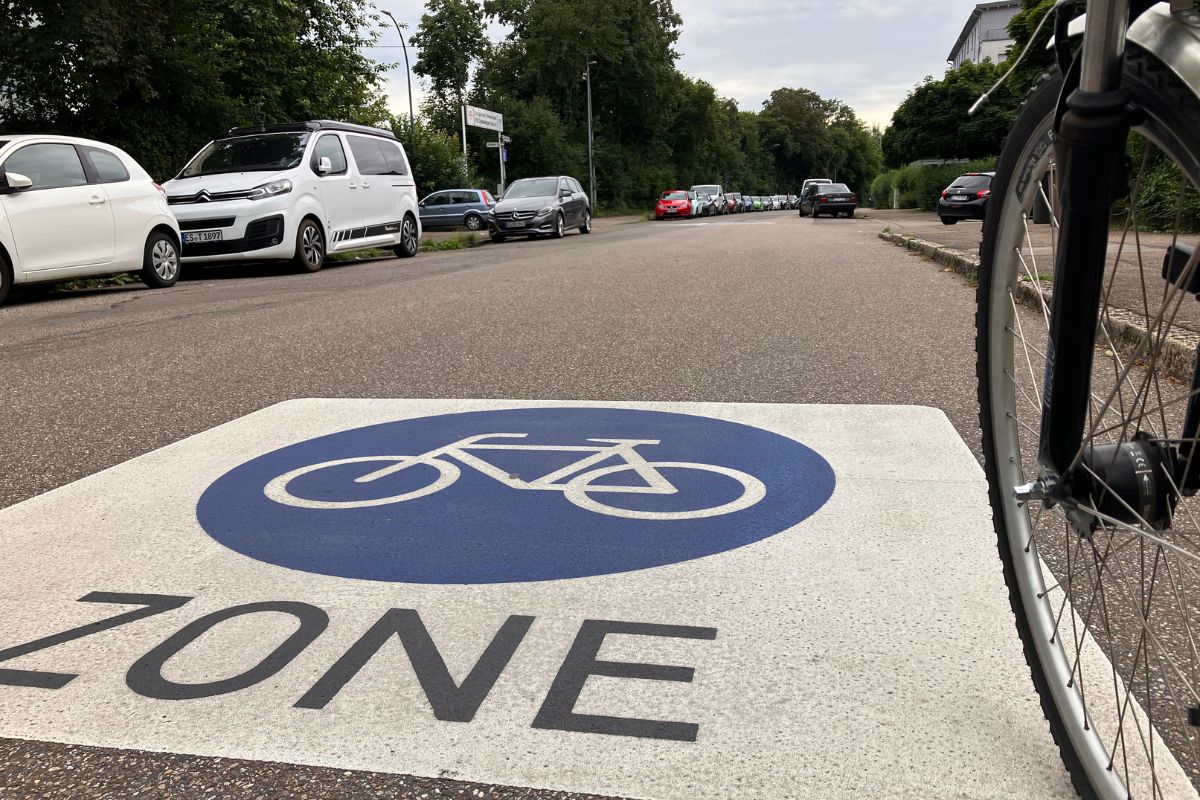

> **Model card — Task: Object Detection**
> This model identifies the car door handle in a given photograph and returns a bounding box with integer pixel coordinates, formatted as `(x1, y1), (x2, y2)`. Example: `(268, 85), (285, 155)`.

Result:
(349, 183), (358, 190)
(89, 196), (107, 206)
(361, 181), (371, 189)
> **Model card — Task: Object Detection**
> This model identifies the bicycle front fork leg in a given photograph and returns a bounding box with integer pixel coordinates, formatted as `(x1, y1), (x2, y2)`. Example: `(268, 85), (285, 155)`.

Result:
(1037, 87), (1132, 488)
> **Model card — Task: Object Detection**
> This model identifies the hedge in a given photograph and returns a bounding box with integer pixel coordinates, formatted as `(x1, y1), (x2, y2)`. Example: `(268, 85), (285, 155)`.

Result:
(869, 159), (997, 211)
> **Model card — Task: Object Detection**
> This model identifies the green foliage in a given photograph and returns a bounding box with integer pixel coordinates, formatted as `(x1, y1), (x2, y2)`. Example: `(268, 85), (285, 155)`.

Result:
(422, 233), (480, 250)
(871, 159), (997, 211)
(411, 0), (487, 105)
(1119, 134), (1200, 233)
(429, 0), (880, 206)
(882, 60), (1018, 168)
(0, 0), (389, 180)
(392, 117), (470, 195)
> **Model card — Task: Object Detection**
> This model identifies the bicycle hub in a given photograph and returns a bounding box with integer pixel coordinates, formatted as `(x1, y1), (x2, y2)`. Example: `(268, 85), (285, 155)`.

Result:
(1075, 433), (1177, 530)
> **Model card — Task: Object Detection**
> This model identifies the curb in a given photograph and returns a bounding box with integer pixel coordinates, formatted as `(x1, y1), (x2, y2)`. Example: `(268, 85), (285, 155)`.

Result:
(878, 231), (1199, 382)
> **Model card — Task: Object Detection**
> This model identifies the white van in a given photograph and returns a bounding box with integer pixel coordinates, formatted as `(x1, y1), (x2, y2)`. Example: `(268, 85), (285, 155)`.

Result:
(163, 121), (421, 272)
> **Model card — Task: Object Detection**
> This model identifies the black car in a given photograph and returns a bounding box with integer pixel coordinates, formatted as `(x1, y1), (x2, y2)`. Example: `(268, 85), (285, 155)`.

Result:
(488, 176), (592, 241)
(937, 172), (994, 224)
(798, 183), (857, 218)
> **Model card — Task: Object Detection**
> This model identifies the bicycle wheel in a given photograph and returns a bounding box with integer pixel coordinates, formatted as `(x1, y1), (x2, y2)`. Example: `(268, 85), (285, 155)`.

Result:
(978, 47), (1200, 799)
(562, 461), (766, 520)
(263, 455), (459, 509)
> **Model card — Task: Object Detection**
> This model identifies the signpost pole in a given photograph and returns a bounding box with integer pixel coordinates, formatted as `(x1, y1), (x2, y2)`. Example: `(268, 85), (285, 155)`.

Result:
(461, 105), (468, 158)
(497, 131), (506, 196)
(585, 60), (597, 210)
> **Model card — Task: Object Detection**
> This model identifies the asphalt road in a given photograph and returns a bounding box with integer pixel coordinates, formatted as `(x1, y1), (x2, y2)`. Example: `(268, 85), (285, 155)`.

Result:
(0, 209), (987, 799)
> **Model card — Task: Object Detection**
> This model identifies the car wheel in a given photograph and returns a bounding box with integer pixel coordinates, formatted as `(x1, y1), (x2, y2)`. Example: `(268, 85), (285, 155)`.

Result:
(141, 231), (181, 288)
(464, 214), (483, 231)
(552, 212), (565, 239)
(292, 218), (325, 273)
(940, 216), (958, 225)
(580, 209), (592, 234)
(393, 215), (420, 258)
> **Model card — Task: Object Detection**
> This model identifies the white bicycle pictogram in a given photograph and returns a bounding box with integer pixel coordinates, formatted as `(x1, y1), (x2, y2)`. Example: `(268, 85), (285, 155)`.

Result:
(263, 433), (767, 520)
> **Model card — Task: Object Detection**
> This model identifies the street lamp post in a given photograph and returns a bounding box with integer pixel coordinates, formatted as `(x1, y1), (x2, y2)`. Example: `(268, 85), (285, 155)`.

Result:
(584, 59), (597, 209)
(381, 10), (415, 126)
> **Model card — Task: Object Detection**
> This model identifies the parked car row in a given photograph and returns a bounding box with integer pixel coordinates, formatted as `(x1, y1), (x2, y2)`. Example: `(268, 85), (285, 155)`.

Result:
(418, 176), (592, 242)
(0, 120), (424, 306)
(655, 185), (814, 220)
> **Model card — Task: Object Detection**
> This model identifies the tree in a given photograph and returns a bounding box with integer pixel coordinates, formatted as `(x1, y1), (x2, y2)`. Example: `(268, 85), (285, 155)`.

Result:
(410, 0), (487, 135)
(881, 60), (1019, 167)
(0, 0), (389, 179)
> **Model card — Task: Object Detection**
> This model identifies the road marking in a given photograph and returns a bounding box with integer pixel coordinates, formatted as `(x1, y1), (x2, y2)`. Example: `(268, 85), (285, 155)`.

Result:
(0, 399), (1077, 798)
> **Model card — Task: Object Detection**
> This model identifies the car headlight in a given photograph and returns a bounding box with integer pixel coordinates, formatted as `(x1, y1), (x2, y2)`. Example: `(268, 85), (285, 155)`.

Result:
(248, 179), (293, 200)
(537, 206), (553, 217)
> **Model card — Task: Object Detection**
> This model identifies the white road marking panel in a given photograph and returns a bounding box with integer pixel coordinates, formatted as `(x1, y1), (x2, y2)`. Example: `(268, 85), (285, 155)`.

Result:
(0, 400), (1076, 799)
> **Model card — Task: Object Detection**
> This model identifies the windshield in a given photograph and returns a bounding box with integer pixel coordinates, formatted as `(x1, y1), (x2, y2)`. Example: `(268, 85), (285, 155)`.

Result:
(504, 178), (558, 199)
(180, 133), (310, 178)
(662, 191), (687, 201)
(692, 185), (719, 195)
(949, 174), (991, 189)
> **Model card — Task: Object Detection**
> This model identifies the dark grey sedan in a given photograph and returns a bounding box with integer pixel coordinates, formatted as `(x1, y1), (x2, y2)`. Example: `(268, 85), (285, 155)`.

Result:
(487, 176), (592, 241)
(419, 188), (496, 231)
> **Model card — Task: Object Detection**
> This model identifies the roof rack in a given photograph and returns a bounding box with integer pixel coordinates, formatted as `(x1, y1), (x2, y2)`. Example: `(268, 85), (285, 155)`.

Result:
(222, 120), (398, 140)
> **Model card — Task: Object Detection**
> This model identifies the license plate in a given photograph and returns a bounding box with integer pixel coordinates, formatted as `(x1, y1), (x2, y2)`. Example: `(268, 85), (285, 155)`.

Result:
(667, 209), (677, 214)
(506, 221), (526, 229)
(183, 230), (222, 243)
(951, 195), (969, 201)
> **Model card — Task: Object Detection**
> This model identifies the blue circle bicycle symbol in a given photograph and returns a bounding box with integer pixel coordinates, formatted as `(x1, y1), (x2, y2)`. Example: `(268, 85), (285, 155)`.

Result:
(196, 407), (836, 583)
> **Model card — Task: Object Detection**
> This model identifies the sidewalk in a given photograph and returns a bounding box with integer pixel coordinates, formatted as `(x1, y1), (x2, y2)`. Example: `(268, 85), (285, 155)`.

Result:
(865, 208), (1200, 334)
(866, 208), (1200, 381)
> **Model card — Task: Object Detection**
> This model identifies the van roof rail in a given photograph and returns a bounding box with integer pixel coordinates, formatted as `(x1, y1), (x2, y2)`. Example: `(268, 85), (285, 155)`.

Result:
(222, 120), (398, 140)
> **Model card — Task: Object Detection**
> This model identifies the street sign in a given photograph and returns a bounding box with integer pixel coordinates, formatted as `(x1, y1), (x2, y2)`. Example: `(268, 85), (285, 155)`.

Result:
(464, 104), (503, 133)
(485, 141), (501, 148)
(0, 399), (1115, 799)
(502, 135), (512, 144)
(502, 147), (507, 162)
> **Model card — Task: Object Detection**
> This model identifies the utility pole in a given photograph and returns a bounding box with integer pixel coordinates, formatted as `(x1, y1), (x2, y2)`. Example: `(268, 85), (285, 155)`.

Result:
(585, 59), (597, 209)
(380, 10), (414, 126)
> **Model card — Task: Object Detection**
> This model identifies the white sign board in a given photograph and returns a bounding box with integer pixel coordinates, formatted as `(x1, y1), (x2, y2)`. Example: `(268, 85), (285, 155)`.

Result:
(465, 105), (503, 133)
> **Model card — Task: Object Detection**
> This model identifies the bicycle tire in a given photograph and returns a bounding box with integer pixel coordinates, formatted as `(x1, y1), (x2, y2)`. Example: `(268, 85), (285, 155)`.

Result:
(978, 46), (1200, 799)
(561, 461), (766, 520)
(263, 455), (460, 509)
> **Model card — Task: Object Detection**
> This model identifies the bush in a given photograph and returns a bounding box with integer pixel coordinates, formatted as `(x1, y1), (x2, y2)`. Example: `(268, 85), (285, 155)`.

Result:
(869, 158), (997, 210)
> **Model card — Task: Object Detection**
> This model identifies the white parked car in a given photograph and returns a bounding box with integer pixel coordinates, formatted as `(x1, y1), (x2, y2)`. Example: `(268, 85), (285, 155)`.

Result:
(0, 135), (181, 306)
(163, 121), (421, 272)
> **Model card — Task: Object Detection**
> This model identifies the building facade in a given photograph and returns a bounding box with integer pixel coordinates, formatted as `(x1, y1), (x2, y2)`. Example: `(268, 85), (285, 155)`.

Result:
(947, 0), (1021, 68)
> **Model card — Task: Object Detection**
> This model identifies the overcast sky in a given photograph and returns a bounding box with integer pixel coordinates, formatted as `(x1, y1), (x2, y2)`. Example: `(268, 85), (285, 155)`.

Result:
(370, 0), (976, 129)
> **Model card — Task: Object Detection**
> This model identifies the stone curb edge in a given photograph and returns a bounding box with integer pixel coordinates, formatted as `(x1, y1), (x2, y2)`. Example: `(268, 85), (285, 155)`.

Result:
(878, 230), (1199, 382)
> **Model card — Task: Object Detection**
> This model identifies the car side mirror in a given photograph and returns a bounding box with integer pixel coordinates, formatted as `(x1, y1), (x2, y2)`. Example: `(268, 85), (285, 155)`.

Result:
(1, 172), (32, 193)
(418, 199), (426, 207)
(316, 157), (333, 175)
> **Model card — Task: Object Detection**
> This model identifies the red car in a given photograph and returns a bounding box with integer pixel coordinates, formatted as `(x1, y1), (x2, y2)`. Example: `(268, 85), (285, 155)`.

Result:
(655, 190), (692, 220)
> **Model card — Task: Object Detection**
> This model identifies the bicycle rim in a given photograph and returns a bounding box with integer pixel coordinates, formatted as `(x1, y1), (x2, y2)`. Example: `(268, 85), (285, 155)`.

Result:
(979, 50), (1200, 799)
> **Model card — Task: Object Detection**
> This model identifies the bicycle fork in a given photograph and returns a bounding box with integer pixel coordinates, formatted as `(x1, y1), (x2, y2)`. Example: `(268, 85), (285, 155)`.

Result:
(1019, 0), (1182, 531)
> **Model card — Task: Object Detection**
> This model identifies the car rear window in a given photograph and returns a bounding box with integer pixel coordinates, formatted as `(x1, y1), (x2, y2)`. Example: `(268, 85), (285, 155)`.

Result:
(824, 184), (851, 194)
(663, 191), (687, 201)
(951, 174), (991, 189)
